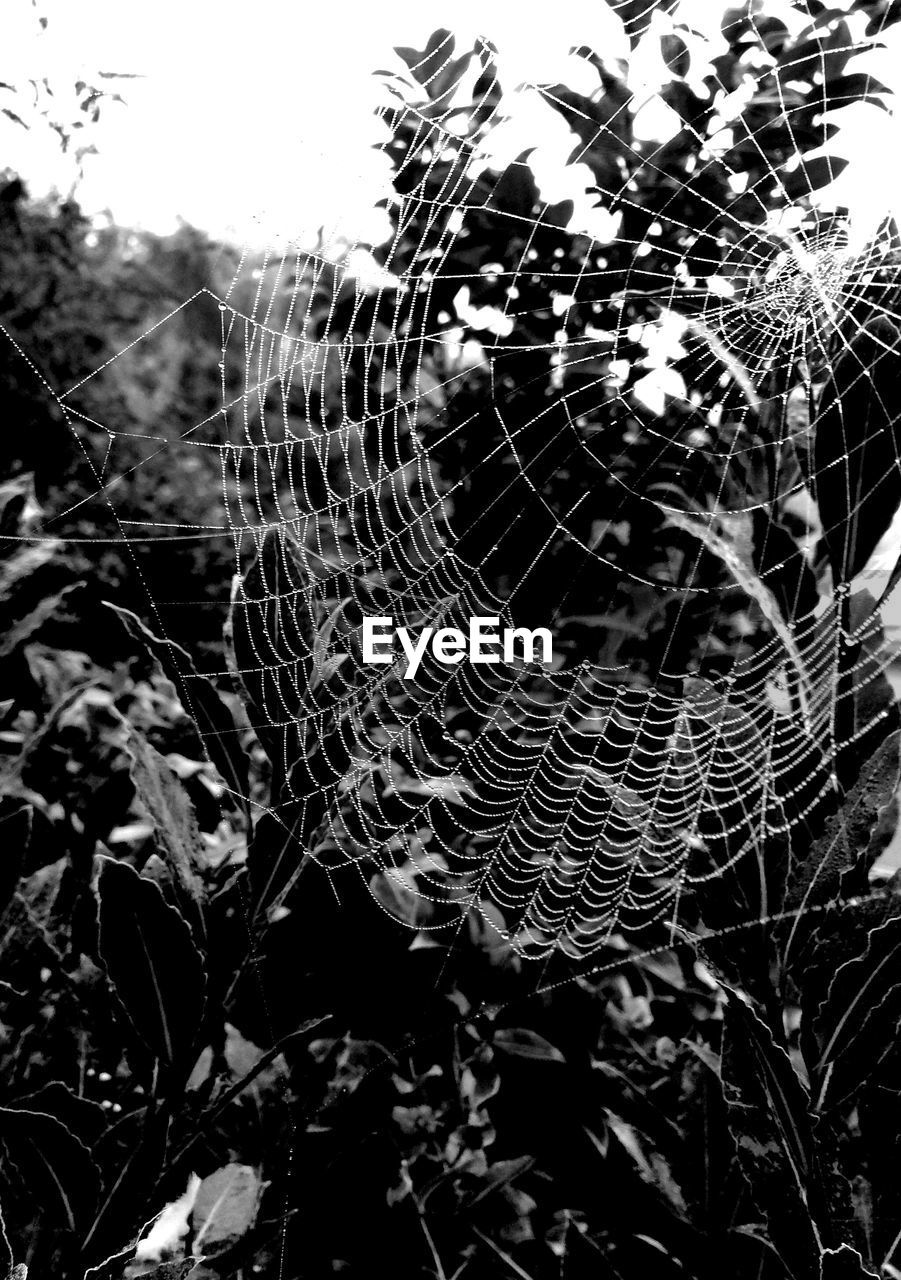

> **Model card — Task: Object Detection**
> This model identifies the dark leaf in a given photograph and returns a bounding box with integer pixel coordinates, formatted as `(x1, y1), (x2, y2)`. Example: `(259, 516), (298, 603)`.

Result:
(819, 1243), (878, 1278)
(816, 73), (891, 110)
(809, 911), (901, 1112)
(750, 17), (789, 55)
(228, 528), (313, 780)
(461, 1156), (535, 1209)
(126, 731), (205, 903)
(97, 857), (206, 1071)
(606, 1114), (687, 1215)
(779, 18), (854, 80)
(0, 1198), (11, 1275)
(0, 800), (29, 921)
(369, 871), (429, 927)
(0, 1106), (98, 1231)
(493, 1027), (565, 1063)
(751, 511), (820, 624)
(813, 317), (901, 585)
(81, 1104), (168, 1265)
(106, 603), (250, 822)
(722, 996), (821, 1276)
(9, 1081), (106, 1145)
(485, 152), (540, 219)
(395, 30), (457, 96)
(246, 809), (312, 917)
(0, 684), (89, 797)
(15, 857), (69, 953)
(783, 731), (900, 934)
(660, 32), (690, 77)
(783, 155), (849, 199)
(183, 1017), (328, 1151)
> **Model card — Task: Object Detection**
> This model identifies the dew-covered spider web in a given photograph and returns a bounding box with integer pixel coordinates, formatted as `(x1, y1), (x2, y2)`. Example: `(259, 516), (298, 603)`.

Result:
(36, 0), (901, 958)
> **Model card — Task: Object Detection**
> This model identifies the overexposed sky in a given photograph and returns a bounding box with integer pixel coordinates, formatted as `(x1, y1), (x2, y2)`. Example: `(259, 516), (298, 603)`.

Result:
(2, 0), (901, 252)
(2, 0), (629, 246)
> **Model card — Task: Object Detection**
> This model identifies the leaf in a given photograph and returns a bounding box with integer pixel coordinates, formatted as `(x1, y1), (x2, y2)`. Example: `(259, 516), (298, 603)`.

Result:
(493, 1027), (565, 1063)
(309, 600), (349, 685)
(228, 528), (316, 792)
(616, 0), (678, 41)
(813, 316), (901, 585)
(0, 1106), (98, 1231)
(783, 732), (900, 962)
(126, 731), (205, 903)
(191, 1164), (262, 1255)
(97, 857), (206, 1071)
(395, 30), (458, 99)
(395, 774), (477, 806)
(666, 510), (813, 722)
(222, 1022), (287, 1089)
(0, 541), (60, 601)
(106, 603), (250, 821)
(684, 1037), (722, 1079)
(9, 1081), (106, 1145)
(15, 857), (68, 953)
(81, 1104), (168, 1266)
(817, 73), (891, 111)
(783, 155), (850, 200)
(0, 683), (89, 797)
(369, 871), (430, 927)
(0, 800), (28, 922)
(485, 150), (541, 219)
(722, 995), (821, 1277)
(751, 510), (820, 625)
(605, 1115), (687, 1215)
(462, 1157), (534, 1209)
(468, 901), (513, 965)
(177, 1019), (329, 1171)
(132, 1262), (202, 1280)
(809, 912), (901, 1113)
(0, 585), (79, 660)
(819, 1243), (878, 1279)
(0, 1198), (12, 1275)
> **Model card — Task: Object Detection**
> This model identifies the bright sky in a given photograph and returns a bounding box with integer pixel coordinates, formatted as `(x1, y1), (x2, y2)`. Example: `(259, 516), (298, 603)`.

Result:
(2, 0), (628, 246)
(2, 0), (901, 251)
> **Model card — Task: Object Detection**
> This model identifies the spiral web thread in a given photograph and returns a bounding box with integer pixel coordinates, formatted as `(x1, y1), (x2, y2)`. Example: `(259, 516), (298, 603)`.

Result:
(49, 0), (901, 958)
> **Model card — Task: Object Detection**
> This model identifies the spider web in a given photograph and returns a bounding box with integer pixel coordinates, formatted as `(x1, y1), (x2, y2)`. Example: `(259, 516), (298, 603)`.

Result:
(41, 0), (901, 959)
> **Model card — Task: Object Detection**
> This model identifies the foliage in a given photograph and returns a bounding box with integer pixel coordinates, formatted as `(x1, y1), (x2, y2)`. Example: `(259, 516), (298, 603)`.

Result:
(4, 3), (901, 1279)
